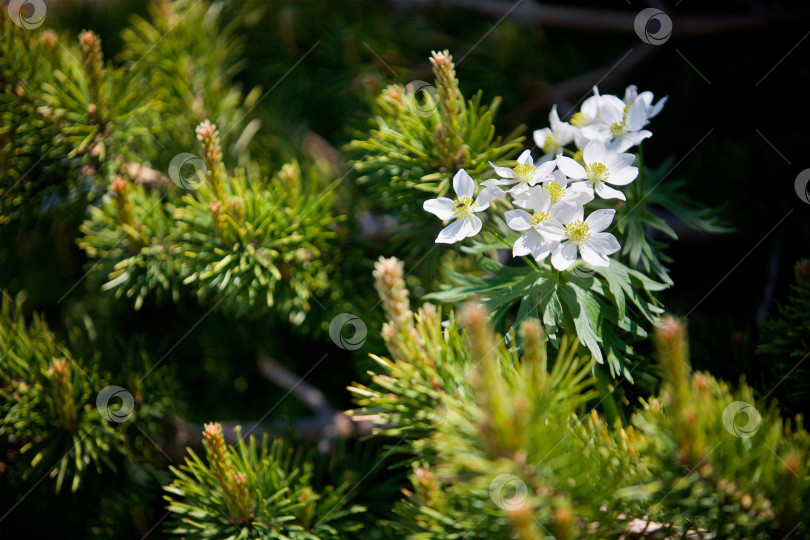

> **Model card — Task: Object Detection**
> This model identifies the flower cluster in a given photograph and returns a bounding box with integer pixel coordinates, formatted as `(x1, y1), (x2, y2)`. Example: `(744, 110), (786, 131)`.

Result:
(424, 85), (666, 271)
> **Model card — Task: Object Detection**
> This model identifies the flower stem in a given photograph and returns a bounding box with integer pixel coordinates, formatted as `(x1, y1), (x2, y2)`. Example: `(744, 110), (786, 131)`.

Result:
(482, 223), (539, 271)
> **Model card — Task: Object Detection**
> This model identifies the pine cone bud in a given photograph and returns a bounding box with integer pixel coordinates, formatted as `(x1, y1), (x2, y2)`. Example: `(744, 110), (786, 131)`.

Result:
(49, 359), (77, 431)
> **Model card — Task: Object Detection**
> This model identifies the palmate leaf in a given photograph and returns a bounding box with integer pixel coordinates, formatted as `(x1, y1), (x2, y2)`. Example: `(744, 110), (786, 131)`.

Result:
(426, 256), (666, 379)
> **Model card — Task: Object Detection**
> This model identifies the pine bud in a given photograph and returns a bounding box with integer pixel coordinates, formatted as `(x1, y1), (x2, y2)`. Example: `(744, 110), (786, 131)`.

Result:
(39, 30), (58, 48)
(551, 505), (575, 540)
(518, 318), (546, 375)
(373, 257), (413, 332)
(111, 177), (140, 252)
(78, 31), (106, 121)
(49, 359), (77, 431)
(196, 121), (227, 198)
(202, 423), (254, 524)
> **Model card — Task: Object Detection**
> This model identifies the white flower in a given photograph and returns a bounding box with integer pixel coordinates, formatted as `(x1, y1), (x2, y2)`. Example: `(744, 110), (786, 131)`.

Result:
(512, 170), (594, 212)
(599, 95), (652, 153)
(544, 207), (621, 271)
(505, 187), (578, 262)
(423, 169), (497, 244)
(556, 141), (637, 201)
(532, 105), (576, 161)
(486, 149), (556, 195)
(623, 85), (667, 120)
(569, 88), (612, 149)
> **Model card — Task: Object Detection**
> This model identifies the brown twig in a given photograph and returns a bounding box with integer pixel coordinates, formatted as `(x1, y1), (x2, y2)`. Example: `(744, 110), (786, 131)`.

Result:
(164, 357), (375, 459)
(508, 46), (657, 124)
(257, 355), (374, 451)
(392, 0), (810, 36)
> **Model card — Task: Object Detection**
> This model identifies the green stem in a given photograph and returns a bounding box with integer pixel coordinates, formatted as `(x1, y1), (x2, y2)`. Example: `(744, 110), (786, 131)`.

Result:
(482, 223), (539, 270)
(635, 143), (645, 199)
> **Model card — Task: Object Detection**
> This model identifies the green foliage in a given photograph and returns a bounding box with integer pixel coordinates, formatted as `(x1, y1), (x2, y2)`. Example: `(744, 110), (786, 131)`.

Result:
(758, 259), (810, 414)
(0, 22), (97, 224)
(427, 249), (666, 380)
(348, 51), (523, 263)
(1, 1), (806, 538)
(0, 293), (122, 493)
(79, 122), (338, 324)
(164, 423), (364, 539)
(354, 258), (810, 538)
(119, 0), (262, 167)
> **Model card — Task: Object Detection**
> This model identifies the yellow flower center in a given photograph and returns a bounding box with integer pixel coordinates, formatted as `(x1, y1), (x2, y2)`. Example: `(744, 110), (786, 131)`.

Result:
(570, 112), (589, 128)
(585, 162), (609, 184)
(565, 220), (591, 245)
(512, 163), (536, 184)
(451, 196), (474, 218)
(544, 182), (566, 203)
(609, 121), (626, 139)
(542, 134), (559, 155)
(529, 211), (550, 227)
(572, 150), (584, 165)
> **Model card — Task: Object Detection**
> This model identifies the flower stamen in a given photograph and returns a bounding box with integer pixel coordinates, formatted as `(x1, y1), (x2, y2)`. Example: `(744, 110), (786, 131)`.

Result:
(512, 164), (536, 184)
(570, 112), (589, 128)
(542, 134), (559, 155)
(585, 162), (610, 184)
(544, 182), (566, 203)
(564, 220), (591, 245)
(529, 211), (550, 227)
(451, 196), (474, 218)
(609, 122), (626, 139)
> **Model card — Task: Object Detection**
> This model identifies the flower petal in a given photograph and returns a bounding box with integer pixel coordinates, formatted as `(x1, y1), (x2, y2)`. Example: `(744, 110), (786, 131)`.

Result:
(585, 208), (615, 233)
(607, 152), (636, 170)
(476, 186), (504, 209)
(537, 218), (566, 242)
(505, 209), (532, 231)
(589, 232), (621, 255)
(531, 239), (556, 262)
(556, 156), (586, 180)
(580, 244), (611, 267)
(625, 100), (648, 130)
(608, 166), (638, 186)
(565, 182), (594, 205)
(551, 242), (578, 271)
(526, 185), (551, 212)
(580, 124), (611, 144)
(649, 96), (667, 118)
(534, 159), (556, 180)
(533, 128), (551, 148)
(594, 182), (626, 201)
(482, 178), (515, 187)
(423, 197), (455, 220)
(517, 149), (533, 165)
(435, 219), (465, 244)
(454, 169), (475, 198)
(583, 140), (606, 166)
(580, 95), (598, 119)
(550, 201), (578, 225)
(467, 215), (483, 237)
(514, 230), (542, 257)
(623, 85), (638, 103)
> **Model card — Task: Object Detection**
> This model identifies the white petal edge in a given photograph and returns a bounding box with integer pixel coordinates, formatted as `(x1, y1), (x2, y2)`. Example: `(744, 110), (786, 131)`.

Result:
(594, 182), (626, 201)
(551, 243), (578, 271)
(453, 169), (475, 198)
(585, 208), (615, 233)
(423, 198), (455, 220)
(505, 209), (532, 232)
(556, 156), (587, 180)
